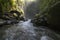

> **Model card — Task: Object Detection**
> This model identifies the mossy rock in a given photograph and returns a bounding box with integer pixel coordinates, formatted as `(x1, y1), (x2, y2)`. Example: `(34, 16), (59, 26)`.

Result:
(0, 0), (25, 20)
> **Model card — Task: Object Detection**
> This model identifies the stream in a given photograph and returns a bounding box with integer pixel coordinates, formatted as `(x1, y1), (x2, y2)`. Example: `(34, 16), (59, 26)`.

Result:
(0, 19), (60, 40)
(0, 0), (60, 40)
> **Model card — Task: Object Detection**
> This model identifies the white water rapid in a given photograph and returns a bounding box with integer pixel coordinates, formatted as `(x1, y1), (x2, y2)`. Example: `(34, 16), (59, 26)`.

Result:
(0, 19), (59, 40)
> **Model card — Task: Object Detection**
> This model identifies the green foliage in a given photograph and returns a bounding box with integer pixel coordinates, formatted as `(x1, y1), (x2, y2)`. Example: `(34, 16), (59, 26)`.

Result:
(39, 0), (59, 14)
(0, 0), (13, 13)
(0, 0), (25, 20)
(34, 0), (60, 26)
(39, 0), (60, 26)
(0, 0), (24, 13)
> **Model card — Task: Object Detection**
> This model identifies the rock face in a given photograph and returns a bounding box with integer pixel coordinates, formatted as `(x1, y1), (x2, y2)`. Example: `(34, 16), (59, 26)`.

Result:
(46, 2), (60, 31)
(33, 0), (60, 31)
(47, 2), (60, 26)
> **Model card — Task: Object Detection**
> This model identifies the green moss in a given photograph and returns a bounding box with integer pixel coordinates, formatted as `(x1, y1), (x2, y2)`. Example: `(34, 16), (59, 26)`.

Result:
(39, 0), (59, 14)
(0, 0), (24, 13)
(0, 0), (24, 20)
(41, 0), (60, 26)
(35, 0), (60, 26)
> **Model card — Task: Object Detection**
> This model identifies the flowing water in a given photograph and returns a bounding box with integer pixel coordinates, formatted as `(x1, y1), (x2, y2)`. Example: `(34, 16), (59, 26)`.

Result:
(0, 19), (60, 40)
(0, 0), (60, 40)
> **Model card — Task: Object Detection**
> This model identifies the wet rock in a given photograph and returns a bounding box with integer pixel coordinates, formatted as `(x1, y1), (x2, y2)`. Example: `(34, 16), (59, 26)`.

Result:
(0, 20), (18, 26)
(31, 15), (48, 26)
(0, 18), (25, 27)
